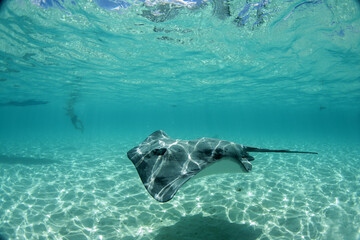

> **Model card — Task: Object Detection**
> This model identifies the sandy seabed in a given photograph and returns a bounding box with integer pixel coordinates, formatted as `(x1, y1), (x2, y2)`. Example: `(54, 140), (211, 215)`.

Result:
(0, 137), (359, 240)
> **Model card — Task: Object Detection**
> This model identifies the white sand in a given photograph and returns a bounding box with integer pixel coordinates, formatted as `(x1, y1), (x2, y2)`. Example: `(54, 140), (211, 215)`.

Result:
(0, 137), (359, 240)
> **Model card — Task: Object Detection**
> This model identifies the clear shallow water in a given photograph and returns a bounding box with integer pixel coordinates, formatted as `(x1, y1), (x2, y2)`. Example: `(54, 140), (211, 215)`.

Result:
(0, 0), (360, 239)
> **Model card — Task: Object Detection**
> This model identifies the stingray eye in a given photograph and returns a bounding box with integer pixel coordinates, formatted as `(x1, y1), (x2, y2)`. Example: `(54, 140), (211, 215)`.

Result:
(213, 148), (223, 159)
(152, 148), (167, 155)
(203, 149), (212, 156)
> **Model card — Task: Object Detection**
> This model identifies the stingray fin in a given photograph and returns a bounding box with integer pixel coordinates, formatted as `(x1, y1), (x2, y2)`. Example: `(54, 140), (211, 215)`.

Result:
(129, 148), (200, 202)
(128, 137), (202, 202)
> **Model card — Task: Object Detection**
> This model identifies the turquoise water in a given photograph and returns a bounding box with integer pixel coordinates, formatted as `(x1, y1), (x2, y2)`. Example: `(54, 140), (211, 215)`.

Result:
(1, 0), (360, 239)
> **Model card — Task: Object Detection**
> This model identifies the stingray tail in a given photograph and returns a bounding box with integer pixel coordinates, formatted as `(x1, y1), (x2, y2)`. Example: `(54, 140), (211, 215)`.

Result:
(245, 146), (318, 154)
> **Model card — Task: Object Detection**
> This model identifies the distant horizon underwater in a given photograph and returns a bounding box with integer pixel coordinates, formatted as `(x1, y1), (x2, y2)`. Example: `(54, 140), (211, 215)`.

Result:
(0, 0), (360, 239)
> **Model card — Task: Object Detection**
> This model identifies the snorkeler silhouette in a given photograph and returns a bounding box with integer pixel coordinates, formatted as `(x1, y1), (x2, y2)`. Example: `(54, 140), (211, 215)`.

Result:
(65, 86), (84, 133)
(71, 114), (84, 132)
(65, 102), (84, 133)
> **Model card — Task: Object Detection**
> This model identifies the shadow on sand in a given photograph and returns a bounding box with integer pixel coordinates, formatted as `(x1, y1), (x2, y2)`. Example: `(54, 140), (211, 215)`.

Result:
(0, 155), (58, 165)
(154, 214), (262, 240)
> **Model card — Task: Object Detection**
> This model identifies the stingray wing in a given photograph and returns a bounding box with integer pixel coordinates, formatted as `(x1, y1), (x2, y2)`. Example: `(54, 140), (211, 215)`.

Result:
(128, 143), (204, 202)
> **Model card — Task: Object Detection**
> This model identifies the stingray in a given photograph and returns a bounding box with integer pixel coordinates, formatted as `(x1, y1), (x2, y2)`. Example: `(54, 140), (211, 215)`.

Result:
(0, 99), (48, 107)
(127, 130), (317, 202)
